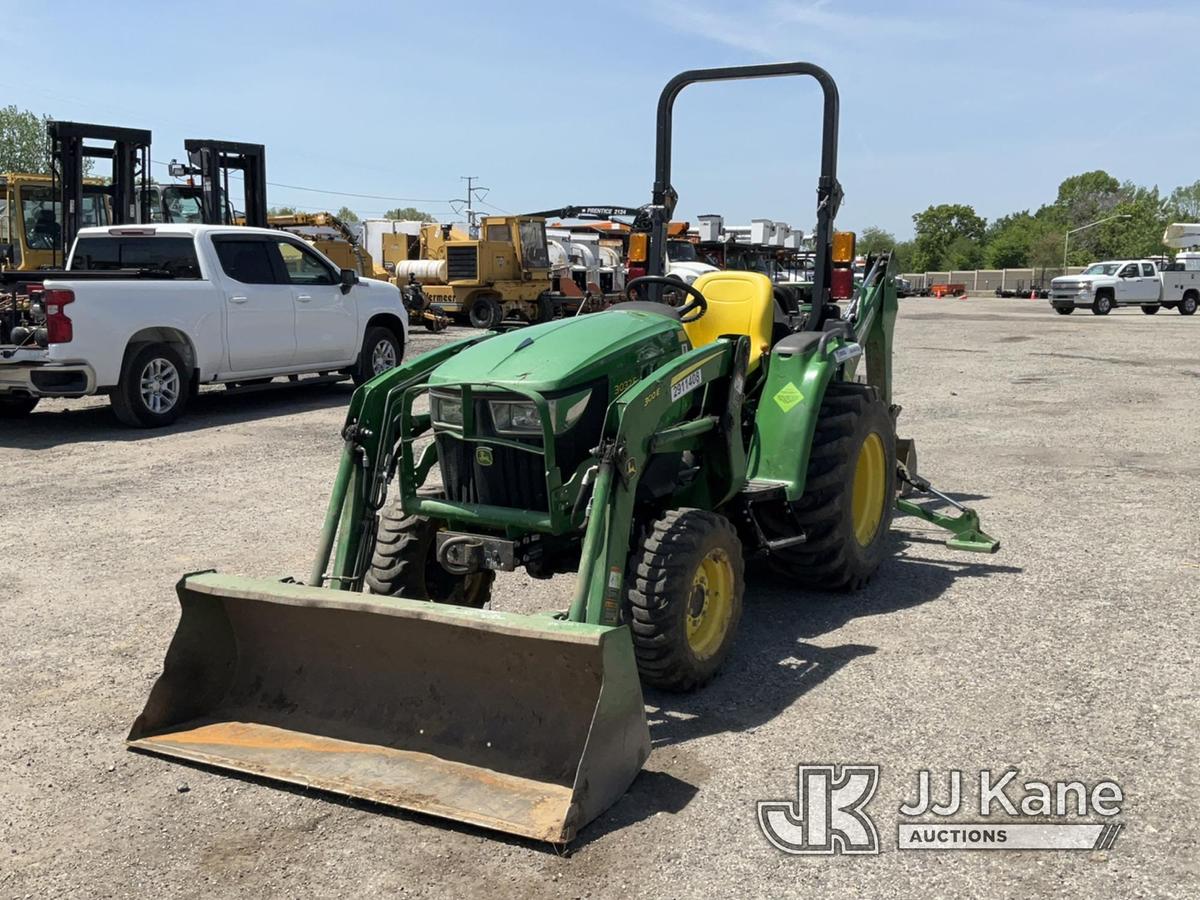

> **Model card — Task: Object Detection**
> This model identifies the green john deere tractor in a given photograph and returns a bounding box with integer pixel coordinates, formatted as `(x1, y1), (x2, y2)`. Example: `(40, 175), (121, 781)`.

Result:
(128, 62), (998, 845)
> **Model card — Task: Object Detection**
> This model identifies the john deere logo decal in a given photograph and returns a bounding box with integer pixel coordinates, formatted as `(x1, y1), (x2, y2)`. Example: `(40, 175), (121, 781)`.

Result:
(476, 447), (494, 466)
(774, 382), (804, 412)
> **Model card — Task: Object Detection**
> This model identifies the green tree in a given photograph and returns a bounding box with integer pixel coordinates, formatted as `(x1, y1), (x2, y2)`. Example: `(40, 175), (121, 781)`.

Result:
(267, 205), (298, 216)
(336, 205), (359, 223)
(892, 240), (915, 272)
(0, 106), (51, 173)
(910, 204), (985, 271)
(857, 226), (895, 256)
(1168, 180), (1200, 220)
(384, 206), (435, 222)
(944, 235), (984, 270)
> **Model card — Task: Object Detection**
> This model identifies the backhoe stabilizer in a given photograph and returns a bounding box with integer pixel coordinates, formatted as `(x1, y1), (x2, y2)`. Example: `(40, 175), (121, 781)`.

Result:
(127, 573), (650, 844)
(895, 497), (1000, 554)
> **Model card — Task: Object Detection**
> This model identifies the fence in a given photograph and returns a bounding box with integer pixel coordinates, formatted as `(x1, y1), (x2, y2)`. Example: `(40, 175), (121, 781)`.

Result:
(902, 267), (1087, 293)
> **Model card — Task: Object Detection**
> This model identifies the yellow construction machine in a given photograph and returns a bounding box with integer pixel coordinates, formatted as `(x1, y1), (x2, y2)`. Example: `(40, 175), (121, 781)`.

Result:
(267, 211), (379, 279)
(0, 173), (109, 272)
(393, 216), (559, 327)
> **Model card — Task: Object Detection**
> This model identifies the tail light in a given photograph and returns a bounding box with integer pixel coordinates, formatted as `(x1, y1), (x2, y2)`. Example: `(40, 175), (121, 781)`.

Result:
(44, 288), (75, 343)
(627, 265), (647, 282)
(831, 268), (854, 300)
(830, 231), (857, 300)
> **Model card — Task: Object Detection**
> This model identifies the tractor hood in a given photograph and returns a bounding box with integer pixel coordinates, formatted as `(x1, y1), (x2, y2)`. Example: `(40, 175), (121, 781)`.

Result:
(428, 310), (687, 393)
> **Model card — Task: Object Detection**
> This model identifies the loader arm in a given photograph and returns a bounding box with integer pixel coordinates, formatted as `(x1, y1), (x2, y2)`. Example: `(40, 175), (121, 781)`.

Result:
(569, 337), (747, 625)
(311, 331), (499, 590)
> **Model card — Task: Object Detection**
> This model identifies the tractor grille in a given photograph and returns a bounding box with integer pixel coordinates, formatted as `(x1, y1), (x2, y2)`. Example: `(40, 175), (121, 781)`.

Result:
(437, 434), (549, 512)
(446, 246), (478, 282)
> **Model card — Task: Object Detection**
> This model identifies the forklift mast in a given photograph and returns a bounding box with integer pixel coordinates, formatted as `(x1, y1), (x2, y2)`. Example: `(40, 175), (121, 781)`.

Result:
(47, 121), (152, 266)
(180, 140), (267, 228)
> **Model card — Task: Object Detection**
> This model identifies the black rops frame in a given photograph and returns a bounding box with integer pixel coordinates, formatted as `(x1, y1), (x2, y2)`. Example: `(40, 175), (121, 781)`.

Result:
(47, 120), (153, 267)
(646, 62), (843, 307)
(183, 139), (268, 229)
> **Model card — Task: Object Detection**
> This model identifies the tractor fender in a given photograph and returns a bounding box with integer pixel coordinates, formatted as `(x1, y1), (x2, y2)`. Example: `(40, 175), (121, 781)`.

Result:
(747, 332), (838, 501)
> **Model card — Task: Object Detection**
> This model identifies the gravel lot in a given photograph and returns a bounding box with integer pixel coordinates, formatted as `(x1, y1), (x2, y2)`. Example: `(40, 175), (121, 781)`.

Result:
(2, 297), (1196, 899)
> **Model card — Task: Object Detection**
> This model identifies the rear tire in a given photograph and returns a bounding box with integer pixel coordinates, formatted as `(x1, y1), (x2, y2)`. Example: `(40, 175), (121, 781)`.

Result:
(353, 325), (403, 386)
(1092, 293), (1113, 316)
(0, 395), (39, 418)
(764, 382), (896, 590)
(365, 499), (493, 607)
(534, 293), (558, 324)
(1054, 306), (1074, 315)
(110, 343), (190, 428)
(468, 295), (503, 329)
(1180, 293), (1198, 316)
(625, 509), (744, 692)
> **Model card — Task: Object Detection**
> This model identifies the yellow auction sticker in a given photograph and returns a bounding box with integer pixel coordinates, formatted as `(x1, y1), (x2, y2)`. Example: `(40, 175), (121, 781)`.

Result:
(774, 381), (804, 412)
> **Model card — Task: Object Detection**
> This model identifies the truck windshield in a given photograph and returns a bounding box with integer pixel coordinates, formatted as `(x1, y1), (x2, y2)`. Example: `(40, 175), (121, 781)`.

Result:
(21, 186), (106, 250)
(667, 240), (698, 262)
(70, 236), (202, 278)
(518, 220), (550, 268)
(1082, 263), (1120, 276)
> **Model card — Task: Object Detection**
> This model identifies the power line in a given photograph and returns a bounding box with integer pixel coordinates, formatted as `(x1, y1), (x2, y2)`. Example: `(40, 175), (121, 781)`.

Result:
(148, 158), (456, 207)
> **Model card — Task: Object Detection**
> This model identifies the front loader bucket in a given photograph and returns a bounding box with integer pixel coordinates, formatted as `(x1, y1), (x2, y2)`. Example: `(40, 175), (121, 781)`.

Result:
(128, 573), (650, 844)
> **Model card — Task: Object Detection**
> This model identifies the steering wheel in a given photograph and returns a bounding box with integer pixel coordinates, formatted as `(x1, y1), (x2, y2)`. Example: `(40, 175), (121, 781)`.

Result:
(623, 275), (708, 323)
(27, 233), (54, 250)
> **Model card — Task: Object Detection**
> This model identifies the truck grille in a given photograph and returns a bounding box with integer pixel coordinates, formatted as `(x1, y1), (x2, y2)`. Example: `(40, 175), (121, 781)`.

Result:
(446, 246), (478, 282)
(436, 434), (549, 512)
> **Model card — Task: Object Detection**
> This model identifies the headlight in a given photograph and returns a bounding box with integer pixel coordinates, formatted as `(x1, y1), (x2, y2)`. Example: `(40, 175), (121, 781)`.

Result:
(490, 399), (541, 433)
(1077, 285), (1093, 295)
(430, 391), (463, 426)
(490, 390), (591, 436)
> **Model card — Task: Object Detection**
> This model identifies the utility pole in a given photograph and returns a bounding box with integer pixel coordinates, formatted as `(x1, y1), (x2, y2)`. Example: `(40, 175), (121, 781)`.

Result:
(455, 176), (490, 237)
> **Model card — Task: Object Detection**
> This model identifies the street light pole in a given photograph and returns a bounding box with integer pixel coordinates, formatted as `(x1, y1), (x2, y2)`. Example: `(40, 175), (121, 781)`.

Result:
(1063, 214), (1133, 270)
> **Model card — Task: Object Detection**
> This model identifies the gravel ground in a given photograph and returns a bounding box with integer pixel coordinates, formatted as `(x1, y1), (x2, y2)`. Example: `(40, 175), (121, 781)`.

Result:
(2, 298), (1196, 899)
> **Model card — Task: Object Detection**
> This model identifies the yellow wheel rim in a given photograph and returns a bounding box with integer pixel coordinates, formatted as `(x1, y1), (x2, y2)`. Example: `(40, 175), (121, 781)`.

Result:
(851, 432), (887, 547)
(686, 548), (735, 660)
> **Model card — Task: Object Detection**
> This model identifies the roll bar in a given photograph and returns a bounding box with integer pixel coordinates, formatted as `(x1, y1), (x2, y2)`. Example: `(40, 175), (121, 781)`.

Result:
(646, 62), (842, 306)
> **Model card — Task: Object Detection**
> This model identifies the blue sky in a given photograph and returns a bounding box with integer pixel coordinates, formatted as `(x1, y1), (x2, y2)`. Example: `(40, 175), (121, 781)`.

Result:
(8, 1), (1197, 237)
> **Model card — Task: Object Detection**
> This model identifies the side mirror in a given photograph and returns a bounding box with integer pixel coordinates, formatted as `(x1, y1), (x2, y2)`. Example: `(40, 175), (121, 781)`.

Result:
(340, 268), (358, 293)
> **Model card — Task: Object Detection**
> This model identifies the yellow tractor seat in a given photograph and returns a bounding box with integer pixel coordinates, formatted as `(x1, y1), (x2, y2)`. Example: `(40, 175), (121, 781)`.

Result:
(684, 271), (776, 371)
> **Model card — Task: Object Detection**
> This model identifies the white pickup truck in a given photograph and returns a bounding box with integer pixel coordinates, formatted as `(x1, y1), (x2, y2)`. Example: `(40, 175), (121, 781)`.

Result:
(0, 224), (408, 426)
(1049, 259), (1200, 317)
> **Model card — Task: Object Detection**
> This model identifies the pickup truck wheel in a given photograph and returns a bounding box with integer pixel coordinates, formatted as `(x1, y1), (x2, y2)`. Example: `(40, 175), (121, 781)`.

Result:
(1054, 306), (1074, 315)
(1092, 293), (1113, 315)
(352, 326), (403, 385)
(111, 343), (190, 428)
(1180, 293), (1198, 316)
(0, 395), (39, 418)
(1141, 304), (1160, 315)
(468, 295), (503, 329)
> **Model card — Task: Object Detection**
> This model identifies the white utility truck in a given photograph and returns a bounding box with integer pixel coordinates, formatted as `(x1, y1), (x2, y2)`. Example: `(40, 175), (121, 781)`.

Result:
(1049, 258), (1200, 316)
(0, 224), (408, 426)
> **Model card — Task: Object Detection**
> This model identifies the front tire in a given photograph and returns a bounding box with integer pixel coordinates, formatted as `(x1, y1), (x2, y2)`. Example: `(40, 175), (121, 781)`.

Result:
(110, 343), (190, 428)
(353, 325), (403, 385)
(1092, 293), (1113, 316)
(0, 395), (39, 418)
(765, 382), (896, 590)
(1180, 293), (1198, 316)
(468, 295), (503, 329)
(365, 500), (493, 606)
(626, 509), (744, 692)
